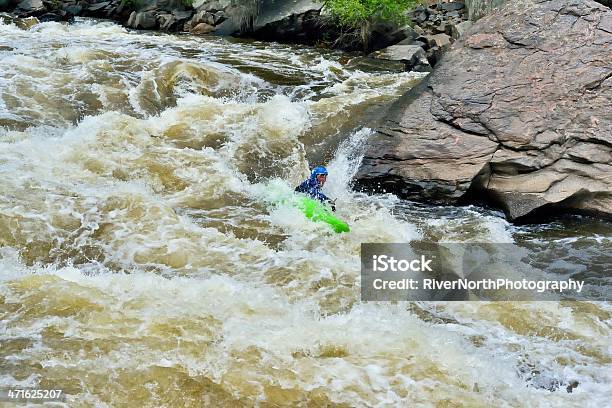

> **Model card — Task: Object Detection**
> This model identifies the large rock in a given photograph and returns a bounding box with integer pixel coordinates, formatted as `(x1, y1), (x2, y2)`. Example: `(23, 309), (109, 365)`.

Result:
(451, 20), (473, 39)
(127, 10), (158, 29)
(15, 0), (45, 15)
(243, 0), (322, 42)
(0, 11), (38, 28)
(206, 0), (259, 35)
(369, 44), (432, 72)
(354, 0), (612, 221)
(253, 0), (321, 30)
(465, 0), (507, 20)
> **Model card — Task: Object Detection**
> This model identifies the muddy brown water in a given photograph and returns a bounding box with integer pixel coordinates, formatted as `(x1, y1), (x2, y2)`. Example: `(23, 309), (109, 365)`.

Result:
(0, 18), (610, 407)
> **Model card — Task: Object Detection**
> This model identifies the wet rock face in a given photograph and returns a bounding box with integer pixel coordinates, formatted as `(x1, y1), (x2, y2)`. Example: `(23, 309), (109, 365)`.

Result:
(354, 0), (612, 221)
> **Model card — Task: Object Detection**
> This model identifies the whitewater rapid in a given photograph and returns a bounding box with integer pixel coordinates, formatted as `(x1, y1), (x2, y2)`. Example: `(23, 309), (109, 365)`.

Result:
(1, 18), (610, 407)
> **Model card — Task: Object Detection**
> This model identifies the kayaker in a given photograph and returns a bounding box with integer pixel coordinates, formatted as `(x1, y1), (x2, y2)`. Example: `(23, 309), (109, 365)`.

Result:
(295, 166), (336, 211)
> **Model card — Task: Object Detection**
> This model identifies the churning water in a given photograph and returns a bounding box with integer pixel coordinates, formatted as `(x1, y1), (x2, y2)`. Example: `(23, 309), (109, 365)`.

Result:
(0, 18), (610, 407)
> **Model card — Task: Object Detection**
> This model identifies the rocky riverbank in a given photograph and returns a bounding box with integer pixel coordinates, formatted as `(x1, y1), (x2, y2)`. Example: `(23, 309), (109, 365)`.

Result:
(355, 0), (612, 222)
(0, 0), (479, 65)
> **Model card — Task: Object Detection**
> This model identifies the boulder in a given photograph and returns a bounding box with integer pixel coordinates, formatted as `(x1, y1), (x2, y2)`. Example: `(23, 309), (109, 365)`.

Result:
(395, 25), (420, 45)
(242, 0), (323, 42)
(189, 21), (214, 34)
(354, 0), (612, 221)
(184, 10), (221, 31)
(253, 0), (321, 31)
(191, 10), (215, 25)
(412, 10), (429, 24)
(164, 9), (192, 30)
(427, 33), (452, 48)
(447, 10), (462, 18)
(451, 20), (473, 39)
(157, 12), (175, 30)
(0, 11), (38, 28)
(209, 0), (259, 35)
(15, 0), (45, 15)
(439, 1), (465, 11)
(368, 20), (414, 51)
(127, 10), (157, 29)
(369, 44), (432, 72)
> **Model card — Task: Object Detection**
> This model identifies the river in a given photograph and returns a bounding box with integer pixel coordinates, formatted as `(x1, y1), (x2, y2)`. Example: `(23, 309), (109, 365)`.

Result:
(0, 18), (610, 407)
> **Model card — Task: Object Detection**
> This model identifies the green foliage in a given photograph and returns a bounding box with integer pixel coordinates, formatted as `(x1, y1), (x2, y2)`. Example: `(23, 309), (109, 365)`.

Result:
(322, 0), (421, 27)
(180, 0), (194, 6)
(319, 0), (422, 50)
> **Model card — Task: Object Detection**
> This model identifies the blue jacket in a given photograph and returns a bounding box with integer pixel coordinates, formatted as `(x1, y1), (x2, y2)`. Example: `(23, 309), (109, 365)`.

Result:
(295, 175), (330, 203)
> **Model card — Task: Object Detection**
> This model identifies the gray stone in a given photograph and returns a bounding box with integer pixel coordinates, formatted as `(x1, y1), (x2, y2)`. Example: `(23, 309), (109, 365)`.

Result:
(413, 24), (425, 36)
(355, 0), (612, 221)
(211, 11), (225, 24)
(0, 11), (38, 28)
(439, 2), (465, 11)
(451, 20), (473, 39)
(426, 33), (452, 48)
(254, 0), (321, 31)
(157, 13), (175, 30)
(411, 10), (428, 24)
(127, 10), (157, 29)
(370, 44), (431, 72)
(16, 0), (44, 13)
(447, 10), (462, 18)
(191, 10), (215, 25)
(127, 10), (135, 26)
(395, 26), (419, 45)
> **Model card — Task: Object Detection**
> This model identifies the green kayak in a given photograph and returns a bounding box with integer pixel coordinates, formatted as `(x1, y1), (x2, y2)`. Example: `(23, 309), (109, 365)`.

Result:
(295, 196), (350, 233)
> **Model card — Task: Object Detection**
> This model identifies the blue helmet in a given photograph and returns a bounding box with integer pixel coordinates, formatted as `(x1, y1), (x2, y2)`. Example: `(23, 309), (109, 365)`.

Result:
(311, 166), (328, 178)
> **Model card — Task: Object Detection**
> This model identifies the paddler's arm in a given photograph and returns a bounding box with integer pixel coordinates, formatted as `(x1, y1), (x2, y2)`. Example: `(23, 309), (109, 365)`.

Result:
(321, 194), (336, 212)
